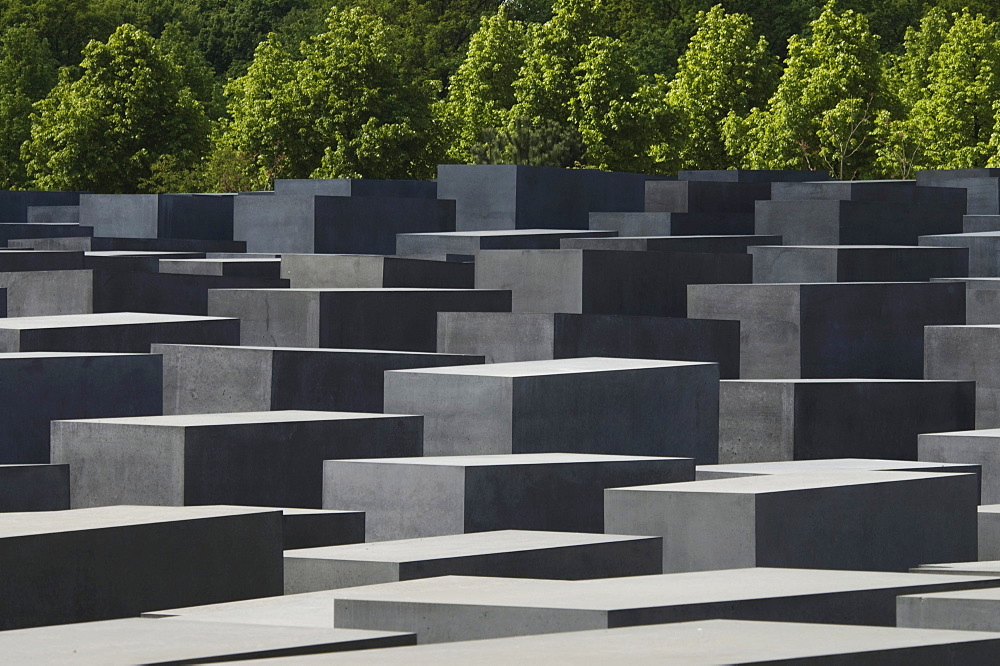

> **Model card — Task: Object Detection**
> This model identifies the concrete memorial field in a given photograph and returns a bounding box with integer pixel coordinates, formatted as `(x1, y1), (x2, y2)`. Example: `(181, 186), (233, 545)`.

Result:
(4, 165), (1000, 662)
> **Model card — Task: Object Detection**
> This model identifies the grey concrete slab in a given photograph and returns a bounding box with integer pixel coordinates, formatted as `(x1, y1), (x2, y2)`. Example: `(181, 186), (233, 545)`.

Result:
(52, 410), (423, 509)
(0, 249), (84, 271)
(436, 164), (650, 231)
(645, 180), (770, 214)
(919, 428), (1000, 503)
(383, 357), (718, 461)
(156, 343), (484, 414)
(696, 458), (982, 481)
(324, 453), (694, 541)
(0, 311), (240, 352)
(0, 223), (91, 246)
(436, 311), (741, 377)
(689, 282), (965, 378)
(396, 229), (616, 256)
(328, 568), (1000, 643)
(680, 168), (828, 182)
(146, 590), (351, 628)
(210, 505), (365, 550)
(0, 464), (69, 511)
(917, 169), (1000, 215)
(964, 214), (1000, 232)
(85, 250), (203, 274)
(284, 530), (662, 594)
(920, 232), (1000, 276)
(207, 288), (510, 352)
(0, 269), (93, 316)
(234, 194), (455, 254)
(93, 270), (290, 316)
(0, 191), (79, 223)
(273, 178), (436, 198)
(79, 193), (235, 241)
(718, 379), (975, 463)
(242, 620), (1000, 664)
(911, 561), (1000, 576)
(605, 471), (977, 573)
(770, 179), (924, 201)
(751, 245), (969, 283)
(476, 249), (751, 317)
(925, 326), (1000, 427)
(159, 257), (281, 278)
(980, 505), (1000, 560)
(931, 277), (1000, 324)
(0, 618), (414, 664)
(560, 234), (780, 254)
(588, 211), (756, 236)
(757, 199), (965, 246)
(8, 236), (248, 252)
(0, 505), (283, 630)
(280, 254), (472, 289)
(26, 205), (80, 225)
(898, 587), (1000, 632)
(0, 351), (160, 463)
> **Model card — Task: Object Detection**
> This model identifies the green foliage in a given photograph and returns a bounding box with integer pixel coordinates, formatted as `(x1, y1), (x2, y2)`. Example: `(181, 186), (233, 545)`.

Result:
(727, 1), (884, 178)
(23, 24), (211, 193)
(220, 6), (443, 188)
(470, 116), (583, 167)
(0, 26), (58, 188)
(665, 5), (778, 170)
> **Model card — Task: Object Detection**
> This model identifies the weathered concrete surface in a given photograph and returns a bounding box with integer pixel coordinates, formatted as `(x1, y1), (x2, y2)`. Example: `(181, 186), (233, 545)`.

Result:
(0, 464), (69, 511)
(751, 245), (969, 283)
(925, 326), (1000, 427)
(281, 254), (472, 289)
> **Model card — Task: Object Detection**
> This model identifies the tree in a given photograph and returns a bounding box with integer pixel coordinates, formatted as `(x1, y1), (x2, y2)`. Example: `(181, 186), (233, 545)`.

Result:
(443, 7), (532, 162)
(221, 6), (443, 185)
(23, 24), (211, 193)
(665, 5), (777, 170)
(726, 1), (884, 178)
(0, 26), (58, 188)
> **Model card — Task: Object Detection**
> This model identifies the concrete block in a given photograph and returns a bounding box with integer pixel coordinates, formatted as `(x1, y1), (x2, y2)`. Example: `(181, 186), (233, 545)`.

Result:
(145, 590), (354, 628)
(912, 561), (1000, 576)
(0, 249), (84, 271)
(79, 193), (235, 240)
(588, 211), (756, 236)
(605, 471), (978, 573)
(0, 270), (93, 316)
(0, 352), (160, 463)
(646, 180), (771, 214)
(697, 458), (982, 481)
(329, 568), (1000, 643)
(920, 232), (1000, 276)
(281, 254), (472, 289)
(93, 270), (290, 316)
(925, 325), (1000, 427)
(0, 312), (240, 352)
(284, 530), (662, 594)
(719, 379), (975, 463)
(917, 169), (1000, 215)
(436, 164), (650, 231)
(159, 257), (281, 278)
(561, 234), (780, 254)
(211, 505), (365, 550)
(476, 249), (751, 317)
(323, 453), (694, 541)
(0, 619), (414, 664)
(0, 505), (283, 629)
(86, 250), (203, 274)
(689, 281), (965, 378)
(0, 464), (69, 511)
(52, 410), (423, 509)
(282, 619), (1000, 663)
(757, 198), (965, 246)
(156, 343), (484, 414)
(979, 505), (1000, 560)
(7, 236), (247, 252)
(384, 357), (719, 460)
(207, 288), (510, 352)
(26, 205), (79, 225)
(0, 223), (91, 246)
(964, 215), (1000, 232)
(680, 169), (828, 182)
(919, 428), (1000, 504)
(396, 229), (616, 256)
(769, 179), (931, 202)
(274, 178), (436, 198)
(437, 311), (740, 377)
(898, 587), (1000, 633)
(0, 191), (79, 223)
(234, 194), (456, 254)
(751, 245), (969, 283)
(934, 279), (1000, 324)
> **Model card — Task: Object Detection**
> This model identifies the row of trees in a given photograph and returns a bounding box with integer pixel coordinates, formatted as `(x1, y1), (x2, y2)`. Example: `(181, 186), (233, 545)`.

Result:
(5, 1), (1000, 191)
